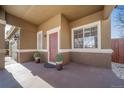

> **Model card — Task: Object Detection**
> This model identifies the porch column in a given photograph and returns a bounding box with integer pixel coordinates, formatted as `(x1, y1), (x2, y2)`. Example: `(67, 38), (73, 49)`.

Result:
(0, 19), (6, 70)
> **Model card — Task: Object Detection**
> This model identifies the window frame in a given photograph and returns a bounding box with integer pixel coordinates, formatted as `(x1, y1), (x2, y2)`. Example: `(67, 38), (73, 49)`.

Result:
(72, 21), (101, 50)
(37, 31), (43, 50)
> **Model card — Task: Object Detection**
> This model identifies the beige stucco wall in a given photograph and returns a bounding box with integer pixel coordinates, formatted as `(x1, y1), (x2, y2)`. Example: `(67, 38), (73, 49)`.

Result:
(60, 15), (71, 64)
(6, 13), (38, 49)
(6, 13), (38, 63)
(0, 7), (5, 20)
(103, 5), (116, 19)
(70, 11), (103, 28)
(38, 14), (71, 49)
(0, 24), (5, 69)
(0, 24), (5, 49)
(38, 14), (61, 49)
(70, 52), (111, 68)
(0, 7), (5, 69)
(17, 52), (48, 63)
(0, 53), (5, 69)
(20, 30), (37, 49)
(60, 15), (71, 49)
(70, 10), (112, 49)
(101, 17), (111, 49)
(62, 52), (70, 65)
(100, 5), (115, 49)
(18, 52), (34, 62)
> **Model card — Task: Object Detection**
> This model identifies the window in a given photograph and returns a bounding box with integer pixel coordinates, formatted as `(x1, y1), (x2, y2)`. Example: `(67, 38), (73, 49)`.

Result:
(74, 29), (83, 48)
(37, 31), (43, 49)
(84, 26), (97, 48)
(72, 21), (100, 49)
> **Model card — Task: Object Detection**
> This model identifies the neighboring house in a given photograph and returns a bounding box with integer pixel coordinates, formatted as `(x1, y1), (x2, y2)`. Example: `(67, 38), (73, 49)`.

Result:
(0, 5), (115, 69)
(6, 25), (20, 61)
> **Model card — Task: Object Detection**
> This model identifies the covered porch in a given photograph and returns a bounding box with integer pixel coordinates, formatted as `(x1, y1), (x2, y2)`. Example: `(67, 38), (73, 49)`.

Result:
(1, 5), (124, 88)
(0, 5), (115, 69)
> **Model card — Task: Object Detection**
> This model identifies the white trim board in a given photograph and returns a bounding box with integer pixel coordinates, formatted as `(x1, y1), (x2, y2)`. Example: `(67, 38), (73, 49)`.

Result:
(59, 49), (113, 53)
(16, 49), (48, 53)
(37, 31), (43, 49)
(59, 49), (72, 53)
(38, 49), (48, 52)
(71, 49), (113, 53)
(16, 49), (113, 53)
(16, 49), (36, 52)
(0, 19), (6, 25)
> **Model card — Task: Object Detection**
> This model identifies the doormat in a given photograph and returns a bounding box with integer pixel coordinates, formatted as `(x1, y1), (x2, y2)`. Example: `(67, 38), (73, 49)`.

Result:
(44, 63), (56, 68)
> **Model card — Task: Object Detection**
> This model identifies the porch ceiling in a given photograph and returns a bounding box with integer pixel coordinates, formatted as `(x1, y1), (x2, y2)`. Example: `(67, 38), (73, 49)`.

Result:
(3, 5), (104, 25)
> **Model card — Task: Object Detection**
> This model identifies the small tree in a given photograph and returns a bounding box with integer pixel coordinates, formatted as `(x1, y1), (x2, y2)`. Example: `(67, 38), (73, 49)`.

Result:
(114, 5), (124, 38)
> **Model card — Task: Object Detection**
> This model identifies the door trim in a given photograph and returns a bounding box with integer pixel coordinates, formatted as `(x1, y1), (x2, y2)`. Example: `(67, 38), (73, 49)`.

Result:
(47, 26), (60, 65)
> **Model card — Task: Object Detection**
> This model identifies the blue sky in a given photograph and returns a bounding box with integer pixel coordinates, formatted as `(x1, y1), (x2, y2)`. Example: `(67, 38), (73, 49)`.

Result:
(111, 5), (124, 38)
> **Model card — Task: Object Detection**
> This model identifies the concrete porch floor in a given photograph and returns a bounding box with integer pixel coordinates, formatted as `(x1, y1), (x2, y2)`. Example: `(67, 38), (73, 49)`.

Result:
(5, 57), (16, 66)
(0, 58), (124, 88)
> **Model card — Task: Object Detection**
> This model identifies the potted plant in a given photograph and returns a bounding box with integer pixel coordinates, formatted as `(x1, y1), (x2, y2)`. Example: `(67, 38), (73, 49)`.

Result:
(56, 53), (63, 71)
(33, 51), (41, 63)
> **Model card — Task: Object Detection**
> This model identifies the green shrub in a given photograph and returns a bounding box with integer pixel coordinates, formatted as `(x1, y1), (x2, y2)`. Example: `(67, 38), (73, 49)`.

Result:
(33, 51), (41, 58)
(56, 54), (63, 62)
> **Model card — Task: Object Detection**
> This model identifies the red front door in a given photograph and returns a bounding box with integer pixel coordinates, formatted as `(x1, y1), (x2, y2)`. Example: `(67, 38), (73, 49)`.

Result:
(49, 32), (58, 62)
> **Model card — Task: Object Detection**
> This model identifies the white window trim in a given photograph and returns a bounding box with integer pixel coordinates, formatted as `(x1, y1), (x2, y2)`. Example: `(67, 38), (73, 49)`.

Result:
(16, 49), (48, 53)
(0, 19), (6, 24)
(72, 21), (101, 50)
(37, 31), (43, 50)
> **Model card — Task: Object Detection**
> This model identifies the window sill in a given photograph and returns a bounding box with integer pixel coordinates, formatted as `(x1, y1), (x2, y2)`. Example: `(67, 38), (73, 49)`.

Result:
(71, 49), (113, 53)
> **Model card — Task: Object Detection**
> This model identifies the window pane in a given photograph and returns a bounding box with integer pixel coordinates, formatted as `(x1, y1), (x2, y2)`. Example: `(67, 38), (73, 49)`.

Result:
(74, 29), (83, 48)
(84, 26), (97, 48)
